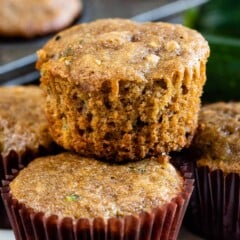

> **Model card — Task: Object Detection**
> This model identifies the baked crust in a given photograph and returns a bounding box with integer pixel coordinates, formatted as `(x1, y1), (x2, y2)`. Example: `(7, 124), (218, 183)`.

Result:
(37, 19), (210, 161)
(191, 102), (240, 173)
(0, 0), (82, 37)
(10, 152), (183, 219)
(0, 86), (53, 157)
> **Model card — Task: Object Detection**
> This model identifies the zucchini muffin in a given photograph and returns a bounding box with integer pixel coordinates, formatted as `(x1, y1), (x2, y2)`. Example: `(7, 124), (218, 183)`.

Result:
(185, 102), (240, 239)
(2, 152), (193, 240)
(0, 86), (57, 228)
(0, 0), (82, 38)
(191, 102), (240, 173)
(37, 18), (210, 162)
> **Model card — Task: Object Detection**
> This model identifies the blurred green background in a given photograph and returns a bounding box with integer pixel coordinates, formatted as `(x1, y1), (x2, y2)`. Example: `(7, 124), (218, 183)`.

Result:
(184, 0), (240, 102)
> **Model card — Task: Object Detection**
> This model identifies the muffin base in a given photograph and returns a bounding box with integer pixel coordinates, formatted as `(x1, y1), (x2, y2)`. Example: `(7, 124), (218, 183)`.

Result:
(1, 166), (193, 240)
(184, 166), (240, 240)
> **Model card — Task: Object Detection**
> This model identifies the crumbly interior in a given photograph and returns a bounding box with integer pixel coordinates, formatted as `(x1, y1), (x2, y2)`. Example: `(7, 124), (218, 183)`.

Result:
(37, 19), (210, 161)
(192, 102), (240, 173)
(0, 86), (53, 157)
(10, 152), (183, 219)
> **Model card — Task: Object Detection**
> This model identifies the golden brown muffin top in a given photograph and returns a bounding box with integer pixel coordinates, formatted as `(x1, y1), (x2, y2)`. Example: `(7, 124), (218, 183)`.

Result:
(192, 102), (240, 173)
(10, 152), (183, 219)
(0, 86), (53, 157)
(37, 18), (209, 91)
(0, 0), (82, 37)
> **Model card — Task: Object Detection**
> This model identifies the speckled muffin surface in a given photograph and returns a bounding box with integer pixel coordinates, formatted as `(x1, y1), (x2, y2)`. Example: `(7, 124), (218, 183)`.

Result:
(0, 0), (82, 37)
(10, 152), (183, 219)
(37, 18), (210, 161)
(0, 86), (53, 158)
(190, 102), (240, 173)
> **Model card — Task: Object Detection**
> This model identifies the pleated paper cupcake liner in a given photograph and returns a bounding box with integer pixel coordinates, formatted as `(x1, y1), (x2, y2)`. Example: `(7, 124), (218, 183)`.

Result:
(1, 166), (193, 240)
(0, 149), (36, 229)
(0, 144), (62, 229)
(184, 166), (240, 240)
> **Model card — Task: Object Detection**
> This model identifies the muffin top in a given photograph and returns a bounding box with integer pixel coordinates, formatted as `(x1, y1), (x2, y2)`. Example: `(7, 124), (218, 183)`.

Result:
(37, 18), (209, 91)
(191, 102), (240, 173)
(0, 0), (81, 37)
(10, 152), (183, 219)
(0, 86), (53, 157)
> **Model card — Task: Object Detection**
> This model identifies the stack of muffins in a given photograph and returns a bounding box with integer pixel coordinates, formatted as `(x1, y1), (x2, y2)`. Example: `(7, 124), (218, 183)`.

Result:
(1, 19), (210, 239)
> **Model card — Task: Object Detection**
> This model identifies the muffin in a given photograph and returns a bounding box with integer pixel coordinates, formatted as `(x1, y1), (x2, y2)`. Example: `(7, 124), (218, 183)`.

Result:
(0, 86), (58, 228)
(37, 18), (210, 162)
(184, 102), (240, 239)
(0, 0), (82, 38)
(2, 152), (193, 240)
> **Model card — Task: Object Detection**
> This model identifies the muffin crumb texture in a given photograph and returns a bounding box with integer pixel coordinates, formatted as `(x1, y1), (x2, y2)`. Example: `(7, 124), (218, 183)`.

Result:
(192, 102), (240, 173)
(10, 153), (183, 219)
(37, 18), (210, 161)
(0, 86), (53, 157)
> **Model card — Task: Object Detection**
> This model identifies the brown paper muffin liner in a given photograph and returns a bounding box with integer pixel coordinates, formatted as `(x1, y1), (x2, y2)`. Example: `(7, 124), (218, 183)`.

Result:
(1, 166), (193, 240)
(183, 165), (240, 240)
(0, 144), (62, 229)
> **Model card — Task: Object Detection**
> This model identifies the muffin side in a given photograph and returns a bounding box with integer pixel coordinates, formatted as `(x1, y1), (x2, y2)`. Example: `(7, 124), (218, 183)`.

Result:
(0, 86), (58, 228)
(0, 86), (54, 159)
(191, 102), (240, 173)
(37, 19), (210, 161)
(185, 102), (240, 240)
